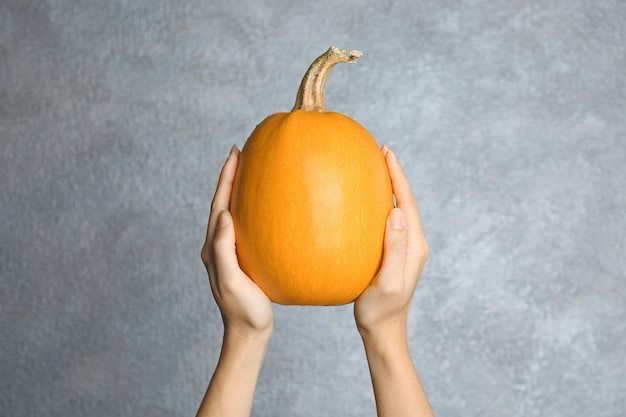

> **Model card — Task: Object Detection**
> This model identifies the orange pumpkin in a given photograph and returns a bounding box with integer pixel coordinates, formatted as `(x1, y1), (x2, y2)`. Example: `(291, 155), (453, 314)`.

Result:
(230, 47), (393, 305)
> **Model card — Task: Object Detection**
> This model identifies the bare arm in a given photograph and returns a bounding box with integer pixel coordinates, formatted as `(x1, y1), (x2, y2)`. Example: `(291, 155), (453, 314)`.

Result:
(197, 147), (274, 417)
(354, 146), (434, 417)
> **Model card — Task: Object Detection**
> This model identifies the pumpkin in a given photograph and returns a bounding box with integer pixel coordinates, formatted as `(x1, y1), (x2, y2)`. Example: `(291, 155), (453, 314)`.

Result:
(230, 47), (393, 305)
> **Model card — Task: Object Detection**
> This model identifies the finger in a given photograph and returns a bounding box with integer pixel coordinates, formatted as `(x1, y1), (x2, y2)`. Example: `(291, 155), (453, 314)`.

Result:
(212, 210), (244, 294)
(204, 146), (240, 249)
(384, 149), (427, 251)
(385, 148), (415, 210)
(210, 145), (240, 215)
(372, 208), (408, 296)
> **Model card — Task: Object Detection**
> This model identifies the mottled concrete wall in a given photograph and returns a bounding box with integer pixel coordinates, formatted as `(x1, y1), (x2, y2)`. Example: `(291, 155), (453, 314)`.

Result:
(1, 1), (625, 416)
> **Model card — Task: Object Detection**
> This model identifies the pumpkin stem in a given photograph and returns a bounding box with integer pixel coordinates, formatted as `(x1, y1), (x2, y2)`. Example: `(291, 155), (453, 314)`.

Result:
(292, 46), (363, 112)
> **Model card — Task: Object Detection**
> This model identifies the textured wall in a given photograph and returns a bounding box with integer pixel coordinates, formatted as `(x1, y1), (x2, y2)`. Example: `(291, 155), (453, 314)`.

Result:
(1, 1), (625, 416)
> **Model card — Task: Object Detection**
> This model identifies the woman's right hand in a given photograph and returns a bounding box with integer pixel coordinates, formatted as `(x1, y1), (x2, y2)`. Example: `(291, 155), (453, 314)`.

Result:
(201, 146), (274, 341)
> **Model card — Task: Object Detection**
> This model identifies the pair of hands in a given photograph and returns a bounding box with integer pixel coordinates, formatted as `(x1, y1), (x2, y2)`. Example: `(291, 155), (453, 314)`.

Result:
(199, 145), (434, 417)
(201, 145), (429, 341)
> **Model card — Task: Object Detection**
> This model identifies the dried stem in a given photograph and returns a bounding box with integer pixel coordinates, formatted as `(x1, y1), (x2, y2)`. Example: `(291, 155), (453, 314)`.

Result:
(292, 47), (363, 112)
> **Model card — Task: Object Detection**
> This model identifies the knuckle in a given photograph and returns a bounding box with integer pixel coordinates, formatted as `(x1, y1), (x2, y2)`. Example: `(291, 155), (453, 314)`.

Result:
(378, 277), (405, 298)
(421, 241), (430, 261)
(200, 245), (210, 265)
(407, 236), (429, 261)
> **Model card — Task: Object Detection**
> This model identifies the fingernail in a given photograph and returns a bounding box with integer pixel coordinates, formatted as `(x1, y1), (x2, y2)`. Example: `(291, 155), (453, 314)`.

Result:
(381, 144), (389, 156)
(217, 210), (231, 229)
(389, 208), (406, 230)
(229, 144), (239, 155)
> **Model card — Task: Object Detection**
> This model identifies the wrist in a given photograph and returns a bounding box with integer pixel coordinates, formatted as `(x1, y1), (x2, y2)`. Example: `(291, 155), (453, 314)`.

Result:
(357, 313), (407, 343)
(216, 326), (272, 377)
(360, 323), (408, 353)
(199, 321), (271, 417)
(224, 322), (273, 347)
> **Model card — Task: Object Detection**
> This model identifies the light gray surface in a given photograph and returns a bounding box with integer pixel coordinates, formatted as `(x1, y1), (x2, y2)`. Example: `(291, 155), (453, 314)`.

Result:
(1, 1), (625, 416)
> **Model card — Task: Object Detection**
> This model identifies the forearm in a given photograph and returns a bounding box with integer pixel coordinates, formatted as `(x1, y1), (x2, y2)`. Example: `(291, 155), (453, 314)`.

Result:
(196, 329), (270, 417)
(362, 328), (434, 417)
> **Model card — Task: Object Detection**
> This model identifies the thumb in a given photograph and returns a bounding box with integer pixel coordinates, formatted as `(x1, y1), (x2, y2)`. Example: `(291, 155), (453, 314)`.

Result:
(376, 208), (408, 293)
(213, 210), (241, 277)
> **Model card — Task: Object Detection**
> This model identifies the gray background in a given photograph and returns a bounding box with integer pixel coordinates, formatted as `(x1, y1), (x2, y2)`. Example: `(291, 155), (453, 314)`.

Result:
(1, 0), (625, 416)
